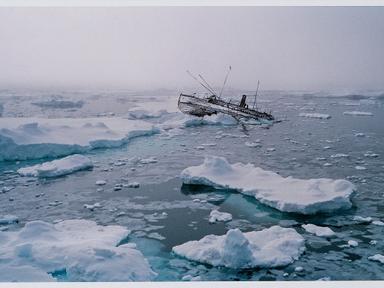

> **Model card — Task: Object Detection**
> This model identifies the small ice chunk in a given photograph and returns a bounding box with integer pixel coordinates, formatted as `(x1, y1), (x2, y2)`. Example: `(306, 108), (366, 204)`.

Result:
(295, 266), (304, 272)
(368, 254), (384, 264)
(147, 232), (166, 241)
(372, 220), (384, 226)
(18, 154), (93, 178)
(364, 153), (379, 158)
(139, 157), (158, 164)
(343, 111), (373, 116)
(330, 153), (349, 158)
(323, 163), (332, 167)
(181, 156), (355, 214)
(355, 166), (366, 170)
(96, 180), (107, 186)
(353, 216), (373, 223)
(348, 240), (359, 247)
(323, 146), (331, 150)
(0, 214), (19, 225)
(302, 224), (335, 237)
(266, 147), (276, 152)
(127, 182), (140, 188)
(84, 203), (102, 210)
(354, 133), (365, 137)
(172, 226), (305, 269)
(245, 141), (262, 148)
(299, 113), (331, 119)
(209, 210), (233, 223)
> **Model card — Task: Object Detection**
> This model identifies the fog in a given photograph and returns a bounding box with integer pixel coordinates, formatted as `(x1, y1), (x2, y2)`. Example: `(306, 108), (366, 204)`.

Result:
(0, 7), (383, 91)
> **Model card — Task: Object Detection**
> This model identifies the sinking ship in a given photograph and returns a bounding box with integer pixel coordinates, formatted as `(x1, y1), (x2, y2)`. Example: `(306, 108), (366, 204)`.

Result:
(178, 67), (274, 121)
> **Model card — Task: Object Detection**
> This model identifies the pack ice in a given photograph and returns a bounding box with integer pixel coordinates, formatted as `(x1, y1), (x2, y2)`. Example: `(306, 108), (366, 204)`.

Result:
(0, 219), (156, 281)
(0, 117), (159, 161)
(172, 226), (305, 269)
(18, 154), (93, 177)
(181, 156), (355, 214)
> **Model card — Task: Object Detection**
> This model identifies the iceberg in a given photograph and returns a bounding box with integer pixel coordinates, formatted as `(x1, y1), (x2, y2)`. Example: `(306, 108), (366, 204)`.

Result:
(181, 156), (355, 214)
(17, 154), (93, 178)
(0, 117), (159, 161)
(299, 113), (331, 119)
(0, 219), (156, 281)
(172, 226), (305, 269)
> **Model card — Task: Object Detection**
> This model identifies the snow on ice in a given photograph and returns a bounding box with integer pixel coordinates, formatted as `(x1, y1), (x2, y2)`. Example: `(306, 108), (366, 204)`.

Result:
(302, 224), (335, 237)
(299, 113), (331, 119)
(172, 226), (305, 269)
(17, 154), (93, 178)
(181, 156), (355, 214)
(0, 219), (156, 281)
(0, 117), (159, 161)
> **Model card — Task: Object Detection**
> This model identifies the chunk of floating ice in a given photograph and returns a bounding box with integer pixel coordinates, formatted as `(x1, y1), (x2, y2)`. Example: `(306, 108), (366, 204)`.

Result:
(330, 153), (349, 158)
(353, 216), (373, 223)
(348, 240), (359, 247)
(299, 113), (331, 119)
(0, 220), (156, 281)
(355, 166), (366, 170)
(295, 266), (304, 272)
(84, 203), (102, 210)
(127, 182), (140, 188)
(96, 180), (107, 186)
(343, 111), (373, 116)
(172, 226), (305, 269)
(139, 157), (158, 164)
(245, 141), (262, 148)
(302, 224), (335, 237)
(372, 220), (384, 226)
(0, 214), (19, 225)
(364, 153), (379, 158)
(354, 133), (365, 137)
(17, 154), (93, 178)
(368, 254), (384, 264)
(209, 210), (233, 223)
(181, 156), (355, 214)
(0, 117), (159, 161)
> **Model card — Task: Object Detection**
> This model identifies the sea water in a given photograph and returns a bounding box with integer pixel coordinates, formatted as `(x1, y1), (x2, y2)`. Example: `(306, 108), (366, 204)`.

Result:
(0, 89), (383, 281)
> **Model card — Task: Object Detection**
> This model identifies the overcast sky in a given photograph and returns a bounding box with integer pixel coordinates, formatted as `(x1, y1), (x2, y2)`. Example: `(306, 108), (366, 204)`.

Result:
(0, 7), (383, 91)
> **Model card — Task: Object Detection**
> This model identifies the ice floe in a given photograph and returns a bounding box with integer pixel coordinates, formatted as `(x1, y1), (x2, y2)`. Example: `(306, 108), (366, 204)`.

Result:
(302, 224), (335, 237)
(343, 111), (373, 116)
(17, 154), (93, 178)
(181, 156), (355, 214)
(208, 210), (233, 223)
(0, 117), (159, 161)
(172, 226), (305, 269)
(299, 113), (331, 119)
(0, 219), (156, 281)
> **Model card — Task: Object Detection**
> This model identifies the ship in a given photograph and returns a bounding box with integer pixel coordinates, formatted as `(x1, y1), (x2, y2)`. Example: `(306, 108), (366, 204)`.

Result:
(178, 67), (274, 122)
